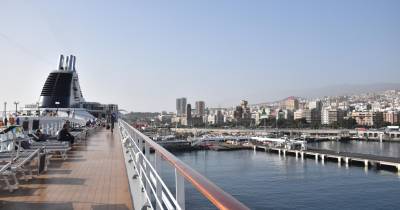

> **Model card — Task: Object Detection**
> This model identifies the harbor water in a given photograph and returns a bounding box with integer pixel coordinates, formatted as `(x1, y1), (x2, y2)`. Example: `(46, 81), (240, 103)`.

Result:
(158, 142), (400, 210)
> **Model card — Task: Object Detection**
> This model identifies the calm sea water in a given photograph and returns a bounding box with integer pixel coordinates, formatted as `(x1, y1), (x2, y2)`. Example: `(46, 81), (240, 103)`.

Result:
(157, 142), (400, 210)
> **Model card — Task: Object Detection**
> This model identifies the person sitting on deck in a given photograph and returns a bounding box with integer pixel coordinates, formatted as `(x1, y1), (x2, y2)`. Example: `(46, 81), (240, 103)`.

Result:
(58, 123), (75, 145)
(34, 129), (48, 142)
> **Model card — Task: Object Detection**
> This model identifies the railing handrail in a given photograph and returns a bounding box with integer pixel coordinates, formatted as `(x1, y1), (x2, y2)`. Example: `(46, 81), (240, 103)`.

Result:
(120, 120), (249, 210)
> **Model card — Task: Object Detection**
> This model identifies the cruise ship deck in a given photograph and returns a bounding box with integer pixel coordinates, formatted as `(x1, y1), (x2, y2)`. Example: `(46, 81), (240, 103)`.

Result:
(0, 129), (133, 210)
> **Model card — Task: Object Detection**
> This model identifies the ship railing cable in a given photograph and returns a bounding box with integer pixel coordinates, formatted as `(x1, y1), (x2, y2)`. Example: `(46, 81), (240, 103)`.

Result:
(119, 120), (249, 210)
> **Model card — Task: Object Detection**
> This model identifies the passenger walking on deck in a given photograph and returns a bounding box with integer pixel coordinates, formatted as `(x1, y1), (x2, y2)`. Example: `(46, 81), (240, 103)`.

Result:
(110, 113), (116, 133)
(58, 123), (75, 145)
(16, 116), (20, 125)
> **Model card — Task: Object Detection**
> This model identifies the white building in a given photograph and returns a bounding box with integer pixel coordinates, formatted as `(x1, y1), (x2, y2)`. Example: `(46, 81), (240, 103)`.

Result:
(321, 106), (330, 125)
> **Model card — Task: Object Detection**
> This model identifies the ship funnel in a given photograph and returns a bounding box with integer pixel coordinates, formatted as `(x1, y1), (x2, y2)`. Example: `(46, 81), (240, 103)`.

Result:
(58, 55), (64, 70)
(72, 56), (76, 71)
(65, 56), (69, 71)
(69, 54), (74, 71)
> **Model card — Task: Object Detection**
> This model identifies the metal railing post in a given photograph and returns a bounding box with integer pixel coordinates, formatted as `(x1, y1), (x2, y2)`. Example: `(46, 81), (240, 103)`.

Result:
(175, 168), (185, 210)
(144, 142), (151, 202)
(52, 123), (55, 135)
(155, 151), (163, 210)
(46, 123), (49, 135)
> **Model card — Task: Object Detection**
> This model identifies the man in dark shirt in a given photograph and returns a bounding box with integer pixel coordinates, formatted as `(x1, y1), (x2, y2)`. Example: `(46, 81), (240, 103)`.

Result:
(58, 123), (74, 145)
(110, 113), (116, 133)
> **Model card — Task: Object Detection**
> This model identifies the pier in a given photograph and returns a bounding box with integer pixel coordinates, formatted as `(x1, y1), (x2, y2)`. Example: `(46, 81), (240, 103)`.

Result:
(254, 145), (400, 172)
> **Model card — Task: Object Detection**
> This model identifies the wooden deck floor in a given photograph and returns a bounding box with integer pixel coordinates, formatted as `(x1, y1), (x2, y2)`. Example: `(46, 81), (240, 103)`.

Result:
(0, 129), (133, 210)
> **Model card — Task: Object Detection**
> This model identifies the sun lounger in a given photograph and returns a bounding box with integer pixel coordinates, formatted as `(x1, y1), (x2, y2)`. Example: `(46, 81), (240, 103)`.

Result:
(0, 162), (18, 192)
(0, 148), (42, 189)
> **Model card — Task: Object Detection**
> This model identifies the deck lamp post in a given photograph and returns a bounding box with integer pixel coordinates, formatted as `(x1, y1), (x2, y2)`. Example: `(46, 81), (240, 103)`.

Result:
(14, 101), (19, 116)
(3, 102), (6, 125)
(36, 102), (40, 116)
(55, 101), (60, 116)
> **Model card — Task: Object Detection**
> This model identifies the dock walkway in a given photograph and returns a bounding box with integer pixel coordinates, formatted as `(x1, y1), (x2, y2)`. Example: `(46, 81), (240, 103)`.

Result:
(255, 145), (400, 171)
(0, 129), (133, 210)
(307, 148), (400, 164)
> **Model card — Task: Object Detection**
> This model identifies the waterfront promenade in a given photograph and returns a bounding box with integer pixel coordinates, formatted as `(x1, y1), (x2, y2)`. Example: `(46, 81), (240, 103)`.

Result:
(0, 129), (132, 210)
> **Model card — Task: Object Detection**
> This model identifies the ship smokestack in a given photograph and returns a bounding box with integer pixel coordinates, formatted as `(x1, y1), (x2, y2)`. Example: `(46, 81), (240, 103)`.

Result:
(65, 56), (69, 71)
(72, 56), (76, 71)
(69, 54), (74, 71)
(58, 55), (64, 70)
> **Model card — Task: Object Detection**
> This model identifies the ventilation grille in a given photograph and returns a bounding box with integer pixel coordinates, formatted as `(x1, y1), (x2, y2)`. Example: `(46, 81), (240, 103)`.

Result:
(40, 72), (73, 97)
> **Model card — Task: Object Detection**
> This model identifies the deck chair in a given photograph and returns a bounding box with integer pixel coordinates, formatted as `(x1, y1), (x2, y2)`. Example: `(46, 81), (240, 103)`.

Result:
(0, 162), (18, 192)
(26, 136), (71, 160)
(0, 148), (42, 184)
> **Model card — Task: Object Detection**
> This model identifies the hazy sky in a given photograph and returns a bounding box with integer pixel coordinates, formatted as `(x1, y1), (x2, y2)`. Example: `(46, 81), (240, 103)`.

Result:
(0, 0), (399, 112)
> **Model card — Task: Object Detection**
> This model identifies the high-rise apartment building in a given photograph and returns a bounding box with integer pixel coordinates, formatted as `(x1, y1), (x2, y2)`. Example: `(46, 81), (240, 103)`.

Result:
(195, 101), (205, 116)
(321, 107), (330, 125)
(186, 103), (192, 126)
(176, 97), (187, 116)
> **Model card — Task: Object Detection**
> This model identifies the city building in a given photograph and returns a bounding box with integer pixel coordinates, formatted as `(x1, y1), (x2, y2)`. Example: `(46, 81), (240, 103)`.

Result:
(183, 103), (192, 126)
(352, 111), (374, 127)
(256, 108), (270, 125)
(176, 97), (187, 117)
(158, 113), (174, 124)
(233, 100), (251, 126)
(321, 107), (330, 125)
(195, 101), (205, 116)
(311, 108), (322, 125)
(384, 111), (399, 125)
(308, 100), (322, 110)
(294, 109), (305, 120)
(328, 109), (345, 124)
(373, 111), (384, 127)
(284, 96), (299, 111)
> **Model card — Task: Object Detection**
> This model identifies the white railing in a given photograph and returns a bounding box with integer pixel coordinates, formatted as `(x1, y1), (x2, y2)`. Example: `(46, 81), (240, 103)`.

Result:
(119, 120), (249, 210)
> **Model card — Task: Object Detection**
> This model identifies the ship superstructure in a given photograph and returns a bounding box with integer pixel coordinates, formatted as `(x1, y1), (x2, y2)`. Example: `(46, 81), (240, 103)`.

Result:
(40, 54), (85, 108)
(38, 55), (117, 118)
